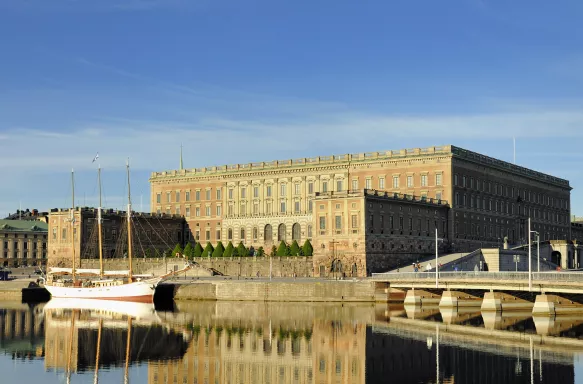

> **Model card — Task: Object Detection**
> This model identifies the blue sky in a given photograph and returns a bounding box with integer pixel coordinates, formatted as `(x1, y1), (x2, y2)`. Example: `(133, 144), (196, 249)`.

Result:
(0, 0), (582, 216)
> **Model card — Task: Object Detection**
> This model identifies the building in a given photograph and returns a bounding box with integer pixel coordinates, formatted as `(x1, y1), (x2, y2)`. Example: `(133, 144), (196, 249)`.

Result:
(47, 207), (186, 268)
(0, 219), (48, 267)
(4, 208), (48, 222)
(150, 145), (572, 275)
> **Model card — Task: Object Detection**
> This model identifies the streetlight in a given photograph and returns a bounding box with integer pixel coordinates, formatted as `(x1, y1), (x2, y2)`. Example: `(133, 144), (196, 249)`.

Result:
(527, 217), (532, 291)
(530, 230), (540, 273)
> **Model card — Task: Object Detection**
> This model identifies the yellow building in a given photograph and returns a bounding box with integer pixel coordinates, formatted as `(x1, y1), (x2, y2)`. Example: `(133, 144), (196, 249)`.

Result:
(0, 219), (47, 267)
(150, 145), (573, 273)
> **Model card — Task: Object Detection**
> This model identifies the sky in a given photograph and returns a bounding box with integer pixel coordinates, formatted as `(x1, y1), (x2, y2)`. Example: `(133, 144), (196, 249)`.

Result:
(0, 0), (582, 216)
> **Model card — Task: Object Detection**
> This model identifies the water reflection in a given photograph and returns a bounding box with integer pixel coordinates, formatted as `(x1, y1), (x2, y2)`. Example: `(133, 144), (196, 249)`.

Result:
(1, 300), (583, 383)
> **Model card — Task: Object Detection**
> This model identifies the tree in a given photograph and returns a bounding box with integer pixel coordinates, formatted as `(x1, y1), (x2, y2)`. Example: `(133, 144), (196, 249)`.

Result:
(232, 247), (239, 257)
(224, 241), (234, 257)
(144, 248), (152, 258)
(276, 241), (290, 256)
(212, 241), (225, 257)
(270, 245), (277, 257)
(193, 242), (204, 258)
(237, 242), (247, 258)
(289, 240), (301, 256)
(302, 239), (313, 256)
(183, 243), (194, 259)
(164, 248), (173, 258)
(257, 246), (265, 257)
(202, 242), (215, 258)
(172, 243), (183, 257)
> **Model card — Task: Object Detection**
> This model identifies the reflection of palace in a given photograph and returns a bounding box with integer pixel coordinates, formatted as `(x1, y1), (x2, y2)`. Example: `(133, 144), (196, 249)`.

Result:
(0, 304), (45, 360)
(148, 320), (366, 384)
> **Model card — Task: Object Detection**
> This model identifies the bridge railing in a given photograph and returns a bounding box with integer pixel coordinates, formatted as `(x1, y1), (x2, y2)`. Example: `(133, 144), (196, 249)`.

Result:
(371, 271), (583, 283)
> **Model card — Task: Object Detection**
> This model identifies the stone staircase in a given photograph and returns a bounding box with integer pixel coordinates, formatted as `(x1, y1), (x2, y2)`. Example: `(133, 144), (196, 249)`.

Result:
(141, 260), (220, 278)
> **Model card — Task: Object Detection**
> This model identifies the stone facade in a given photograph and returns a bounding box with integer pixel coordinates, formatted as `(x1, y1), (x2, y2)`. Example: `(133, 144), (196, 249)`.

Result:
(47, 207), (186, 268)
(150, 144), (574, 272)
(312, 190), (449, 277)
(0, 219), (48, 267)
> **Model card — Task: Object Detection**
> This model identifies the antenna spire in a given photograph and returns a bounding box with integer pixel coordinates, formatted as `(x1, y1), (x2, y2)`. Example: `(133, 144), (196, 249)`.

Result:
(179, 143), (184, 170)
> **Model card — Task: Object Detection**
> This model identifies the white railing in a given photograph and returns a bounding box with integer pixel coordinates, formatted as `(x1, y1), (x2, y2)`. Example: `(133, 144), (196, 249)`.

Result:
(371, 271), (583, 283)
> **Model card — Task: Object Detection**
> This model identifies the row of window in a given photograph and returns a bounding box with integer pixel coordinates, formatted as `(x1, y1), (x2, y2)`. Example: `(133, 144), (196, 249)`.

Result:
(160, 200), (316, 218)
(1, 251), (46, 259)
(1, 241), (47, 250)
(157, 188), (223, 204)
(190, 223), (312, 243)
(454, 174), (569, 210)
(318, 215), (446, 233)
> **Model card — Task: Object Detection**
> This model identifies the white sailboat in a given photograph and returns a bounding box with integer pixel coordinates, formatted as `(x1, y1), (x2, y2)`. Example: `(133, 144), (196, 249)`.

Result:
(44, 160), (191, 302)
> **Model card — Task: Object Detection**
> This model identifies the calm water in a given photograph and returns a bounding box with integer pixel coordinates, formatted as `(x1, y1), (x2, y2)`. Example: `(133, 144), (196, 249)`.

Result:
(1, 300), (583, 384)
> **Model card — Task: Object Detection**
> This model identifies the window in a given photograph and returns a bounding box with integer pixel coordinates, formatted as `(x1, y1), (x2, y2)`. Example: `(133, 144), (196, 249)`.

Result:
(389, 216), (394, 229)
(175, 191), (180, 202)
(240, 228), (245, 241)
(319, 217), (326, 230)
(206, 230), (210, 240)
(352, 179), (358, 191)
(462, 176), (467, 187)
(206, 189), (211, 200)
(322, 181), (328, 193)
(436, 174), (442, 186)
(308, 199), (313, 212)
(166, 207), (171, 215)
(205, 206), (211, 216)
(195, 207), (200, 217)
(436, 191), (442, 200)
(228, 229), (233, 240)
(421, 175), (427, 187)
(379, 178), (385, 190)
(253, 227), (258, 240)
(454, 174), (459, 186)
(52, 228), (57, 240)
(308, 182), (314, 194)
(335, 215), (342, 230)
(365, 179), (371, 189)
(280, 184), (287, 196)
(266, 202), (272, 215)
(216, 230), (221, 240)
(307, 225), (312, 238)
(185, 207), (190, 217)
(470, 177), (474, 189)
(240, 203), (246, 215)
(166, 192), (171, 203)
(294, 201), (300, 213)
(253, 186), (259, 198)
(280, 202), (286, 213)
(336, 180), (342, 192)
(228, 188), (233, 199)
(295, 183), (301, 195)
(351, 215), (358, 228)
(156, 193), (161, 204)
(393, 176), (400, 188)
(195, 230), (200, 240)
(253, 203), (259, 215)
(216, 188), (222, 200)
(61, 228), (67, 241)
(241, 187), (246, 199)
(195, 190), (200, 201)
(407, 176), (413, 187)
(185, 191), (190, 201)
(266, 185), (272, 197)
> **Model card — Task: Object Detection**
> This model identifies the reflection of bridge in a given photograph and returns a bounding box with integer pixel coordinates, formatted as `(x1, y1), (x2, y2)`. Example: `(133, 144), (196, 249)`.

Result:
(372, 272), (583, 315)
(0, 303), (45, 359)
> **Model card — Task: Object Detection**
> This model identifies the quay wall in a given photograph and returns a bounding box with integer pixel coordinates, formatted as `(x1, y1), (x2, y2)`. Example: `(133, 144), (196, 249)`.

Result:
(172, 280), (376, 302)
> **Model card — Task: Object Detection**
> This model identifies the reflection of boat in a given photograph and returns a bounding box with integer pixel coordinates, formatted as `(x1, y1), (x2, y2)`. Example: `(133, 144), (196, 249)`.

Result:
(44, 161), (190, 302)
(43, 298), (159, 323)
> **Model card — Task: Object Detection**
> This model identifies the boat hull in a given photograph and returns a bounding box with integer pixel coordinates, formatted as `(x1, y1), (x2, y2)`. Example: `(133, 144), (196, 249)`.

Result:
(44, 279), (158, 303)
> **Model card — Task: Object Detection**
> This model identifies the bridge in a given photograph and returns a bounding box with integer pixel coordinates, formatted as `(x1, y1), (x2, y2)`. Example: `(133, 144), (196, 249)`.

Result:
(371, 271), (583, 316)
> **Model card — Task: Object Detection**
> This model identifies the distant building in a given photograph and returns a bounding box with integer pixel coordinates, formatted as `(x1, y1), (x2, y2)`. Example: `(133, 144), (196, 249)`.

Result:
(4, 209), (48, 223)
(47, 207), (186, 269)
(0, 219), (48, 267)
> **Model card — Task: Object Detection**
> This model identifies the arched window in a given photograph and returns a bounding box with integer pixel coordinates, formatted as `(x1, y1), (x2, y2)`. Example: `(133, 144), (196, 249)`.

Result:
(264, 224), (272, 242)
(240, 228), (245, 241)
(228, 228), (233, 240)
(253, 227), (258, 240)
(292, 223), (301, 241)
(278, 223), (286, 241)
(307, 225), (312, 239)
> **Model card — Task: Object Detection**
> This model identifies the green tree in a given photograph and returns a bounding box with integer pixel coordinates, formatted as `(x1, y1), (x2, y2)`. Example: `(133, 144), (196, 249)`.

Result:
(144, 248), (152, 258)
(164, 248), (173, 258)
(224, 241), (234, 257)
(193, 242), (204, 258)
(183, 243), (194, 259)
(212, 241), (225, 257)
(302, 239), (313, 256)
(276, 241), (290, 256)
(237, 242), (248, 257)
(270, 245), (277, 257)
(232, 247), (239, 257)
(289, 240), (301, 256)
(257, 246), (265, 257)
(172, 243), (183, 257)
(202, 242), (215, 258)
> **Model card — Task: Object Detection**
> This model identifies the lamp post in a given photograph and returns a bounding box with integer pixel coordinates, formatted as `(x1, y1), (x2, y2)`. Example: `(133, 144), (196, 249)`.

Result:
(528, 217), (532, 291)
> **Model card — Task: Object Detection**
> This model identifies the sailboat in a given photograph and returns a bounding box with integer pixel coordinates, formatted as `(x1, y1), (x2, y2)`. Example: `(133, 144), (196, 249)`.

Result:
(43, 160), (191, 302)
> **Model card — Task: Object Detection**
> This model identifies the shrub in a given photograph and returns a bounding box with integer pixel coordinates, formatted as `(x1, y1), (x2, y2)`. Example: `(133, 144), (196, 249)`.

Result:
(224, 241), (234, 257)
(193, 242), (204, 258)
(257, 246), (265, 257)
(237, 242), (248, 257)
(289, 240), (301, 256)
(276, 241), (290, 256)
(183, 243), (194, 259)
(212, 241), (225, 257)
(202, 242), (215, 258)
(302, 239), (313, 256)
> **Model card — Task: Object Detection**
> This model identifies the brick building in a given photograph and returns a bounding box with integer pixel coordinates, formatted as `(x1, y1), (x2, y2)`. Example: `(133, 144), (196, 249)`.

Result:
(150, 145), (573, 275)
(47, 207), (186, 268)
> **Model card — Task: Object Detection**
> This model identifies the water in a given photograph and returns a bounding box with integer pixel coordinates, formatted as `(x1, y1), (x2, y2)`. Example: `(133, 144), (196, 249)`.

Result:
(1, 300), (583, 383)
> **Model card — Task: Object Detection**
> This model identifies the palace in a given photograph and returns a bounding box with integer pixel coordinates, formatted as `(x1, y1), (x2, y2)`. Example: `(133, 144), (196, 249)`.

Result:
(150, 145), (573, 275)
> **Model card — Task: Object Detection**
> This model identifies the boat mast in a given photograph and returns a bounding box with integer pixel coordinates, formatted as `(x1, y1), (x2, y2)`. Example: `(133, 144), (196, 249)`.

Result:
(71, 169), (77, 282)
(126, 159), (133, 281)
(97, 166), (104, 279)
(124, 316), (133, 384)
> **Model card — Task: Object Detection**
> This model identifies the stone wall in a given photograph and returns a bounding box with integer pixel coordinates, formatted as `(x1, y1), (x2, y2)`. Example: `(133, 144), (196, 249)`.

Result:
(173, 280), (377, 302)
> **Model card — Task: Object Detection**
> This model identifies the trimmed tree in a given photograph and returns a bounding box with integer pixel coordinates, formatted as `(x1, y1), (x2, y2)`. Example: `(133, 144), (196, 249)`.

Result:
(257, 246), (265, 257)
(202, 242), (215, 258)
(164, 248), (173, 258)
(232, 247), (239, 257)
(193, 242), (204, 258)
(270, 245), (277, 257)
(289, 240), (301, 256)
(302, 239), (313, 256)
(237, 242), (247, 258)
(276, 241), (290, 256)
(224, 241), (234, 257)
(183, 243), (194, 259)
(172, 243), (183, 257)
(212, 241), (225, 257)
